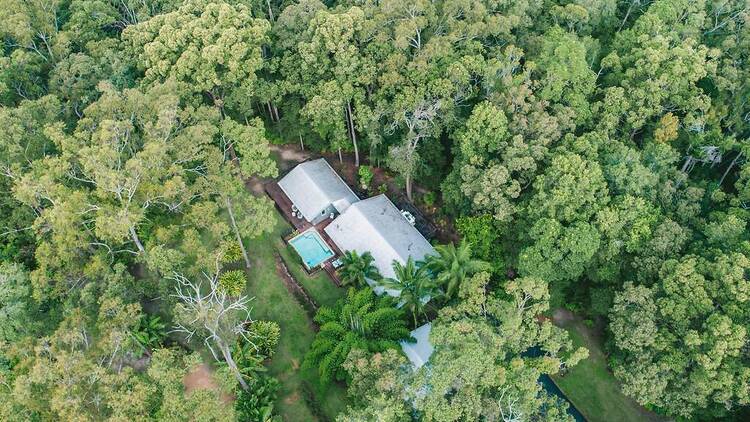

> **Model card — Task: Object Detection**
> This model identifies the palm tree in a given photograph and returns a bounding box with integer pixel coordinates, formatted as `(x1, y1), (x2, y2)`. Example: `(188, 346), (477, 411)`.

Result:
(378, 257), (440, 327)
(425, 239), (490, 299)
(303, 288), (410, 385)
(338, 250), (380, 288)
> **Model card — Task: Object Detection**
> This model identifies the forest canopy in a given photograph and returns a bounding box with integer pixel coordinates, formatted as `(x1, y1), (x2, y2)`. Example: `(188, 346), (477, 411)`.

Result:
(1, 0), (749, 421)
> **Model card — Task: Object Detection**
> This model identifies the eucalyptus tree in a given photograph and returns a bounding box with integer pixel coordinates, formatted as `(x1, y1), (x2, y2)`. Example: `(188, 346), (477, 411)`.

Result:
(610, 252), (750, 419)
(124, 0), (269, 112)
(294, 6), (375, 166)
(0, 0), (67, 63)
(17, 82), (210, 259)
(171, 265), (256, 391)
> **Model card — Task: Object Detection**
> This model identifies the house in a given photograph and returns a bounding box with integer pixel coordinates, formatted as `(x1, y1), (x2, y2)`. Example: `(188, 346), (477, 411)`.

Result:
(277, 158), (360, 225)
(324, 194), (435, 297)
(400, 323), (434, 369)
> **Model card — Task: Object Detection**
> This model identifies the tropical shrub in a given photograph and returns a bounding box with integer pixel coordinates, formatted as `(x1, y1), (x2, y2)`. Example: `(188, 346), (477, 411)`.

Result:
(303, 288), (410, 385)
(424, 239), (490, 299)
(358, 165), (374, 188)
(248, 321), (281, 358)
(221, 240), (244, 264)
(133, 314), (166, 351)
(236, 375), (281, 422)
(219, 270), (247, 296)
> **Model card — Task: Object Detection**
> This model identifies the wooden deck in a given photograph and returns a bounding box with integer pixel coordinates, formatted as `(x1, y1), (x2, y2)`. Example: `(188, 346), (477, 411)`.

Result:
(265, 181), (344, 287)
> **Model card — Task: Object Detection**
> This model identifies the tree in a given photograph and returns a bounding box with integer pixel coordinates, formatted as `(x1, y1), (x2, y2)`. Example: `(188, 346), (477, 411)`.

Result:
(337, 349), (412, 421)
(378, 257), (440, 327)
(303, 288), (410, 385)
(171, 266), (256, 391)
(341, 272), (587, 422)
(610, 252), (750, 418)
(295, 6), (372, 166)
(0, 263), (36, 342)
(424, 239), (490, 299)
(124, 0), (269, 111)
(338, 250), (380, 288)
(147, 349), (236, 421)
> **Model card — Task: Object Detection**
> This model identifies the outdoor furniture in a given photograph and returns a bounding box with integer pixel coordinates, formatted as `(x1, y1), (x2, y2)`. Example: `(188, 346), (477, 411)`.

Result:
(332, 258), (343, 269)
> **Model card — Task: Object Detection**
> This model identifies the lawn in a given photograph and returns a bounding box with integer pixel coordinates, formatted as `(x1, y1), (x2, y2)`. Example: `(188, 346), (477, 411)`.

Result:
(244, 212), (349, 421)
(551, 312), (667, 422)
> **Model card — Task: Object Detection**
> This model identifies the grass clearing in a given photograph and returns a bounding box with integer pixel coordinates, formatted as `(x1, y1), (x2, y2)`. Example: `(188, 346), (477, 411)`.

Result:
(244, 212), (348, 421)
(552, 312), (666, 422)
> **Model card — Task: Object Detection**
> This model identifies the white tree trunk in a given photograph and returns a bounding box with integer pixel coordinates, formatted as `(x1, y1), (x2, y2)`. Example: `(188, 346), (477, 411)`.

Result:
(346, 101), (360, 167)
(406, 173), (413, 201)
(220, 340), (250, 391)
(226, 197), (252, 269)
(129, 225), (146, 254)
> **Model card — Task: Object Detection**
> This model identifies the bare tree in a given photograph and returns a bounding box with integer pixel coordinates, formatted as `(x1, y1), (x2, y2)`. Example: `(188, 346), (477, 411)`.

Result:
(170, 265), (256, 391)
(497, 387), (523, 422)
(387, 97), (442, 201)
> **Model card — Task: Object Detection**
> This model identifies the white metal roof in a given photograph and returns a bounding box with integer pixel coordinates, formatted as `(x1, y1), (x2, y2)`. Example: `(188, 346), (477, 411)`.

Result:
(277, 158), (359, 222)
(400, 323), (434, 369)
(324, 194), (435, 296)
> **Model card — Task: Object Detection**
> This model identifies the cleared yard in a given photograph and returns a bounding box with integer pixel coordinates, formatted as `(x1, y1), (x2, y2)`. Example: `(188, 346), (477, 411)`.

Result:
(551, 310), (667, 422)
(244, 212), (348, 421)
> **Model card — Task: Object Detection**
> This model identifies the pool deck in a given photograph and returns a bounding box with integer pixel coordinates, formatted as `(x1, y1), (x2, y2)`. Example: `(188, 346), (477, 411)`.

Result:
(265, 181), (343, 287)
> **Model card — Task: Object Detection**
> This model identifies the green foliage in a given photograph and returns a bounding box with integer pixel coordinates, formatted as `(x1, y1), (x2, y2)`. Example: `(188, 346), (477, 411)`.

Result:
(236, 374), (281, 422)
(303, 288), (410, 385)
(342, 273), (587, 421)
(248, 321), (281, 359)
(424, 239), (490, 300)
(357, 165), (374, 188)
(221, 240), (244, 264)
(133, 314), (166, 351)
(378, 257), (441, 327)
(610, 253), (750, 418)
(338, 250), (380, 289)
(2, 0), (750, 419)
(0, 263), (35, 342)
(219, 269), (248, 297)
(421, 191), (437, 207)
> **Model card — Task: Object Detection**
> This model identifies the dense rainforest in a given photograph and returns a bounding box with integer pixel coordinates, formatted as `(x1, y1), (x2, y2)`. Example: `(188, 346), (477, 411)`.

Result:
(0, 0), (749, 421)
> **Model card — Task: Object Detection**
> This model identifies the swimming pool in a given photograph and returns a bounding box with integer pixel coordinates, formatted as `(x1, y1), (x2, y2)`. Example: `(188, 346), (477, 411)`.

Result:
(289, 229), (335, 270)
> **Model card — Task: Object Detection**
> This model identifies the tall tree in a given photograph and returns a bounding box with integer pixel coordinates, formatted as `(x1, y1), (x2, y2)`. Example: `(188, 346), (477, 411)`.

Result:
(378, 257), (440, 327)
(124, 0), (269, 111)
(610, 252), (750, 419)
(425, 239), (490, 299)
(171, 266), (256, 391)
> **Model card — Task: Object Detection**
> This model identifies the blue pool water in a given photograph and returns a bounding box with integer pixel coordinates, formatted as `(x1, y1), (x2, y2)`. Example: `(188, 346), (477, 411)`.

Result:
(289, 230), (335, 269)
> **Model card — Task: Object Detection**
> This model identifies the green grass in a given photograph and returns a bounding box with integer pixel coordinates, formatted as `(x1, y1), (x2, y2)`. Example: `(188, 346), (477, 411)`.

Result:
(277, 240), (347, 309)
(244, 213), (348, 421)
(552, 316), (666, 422)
